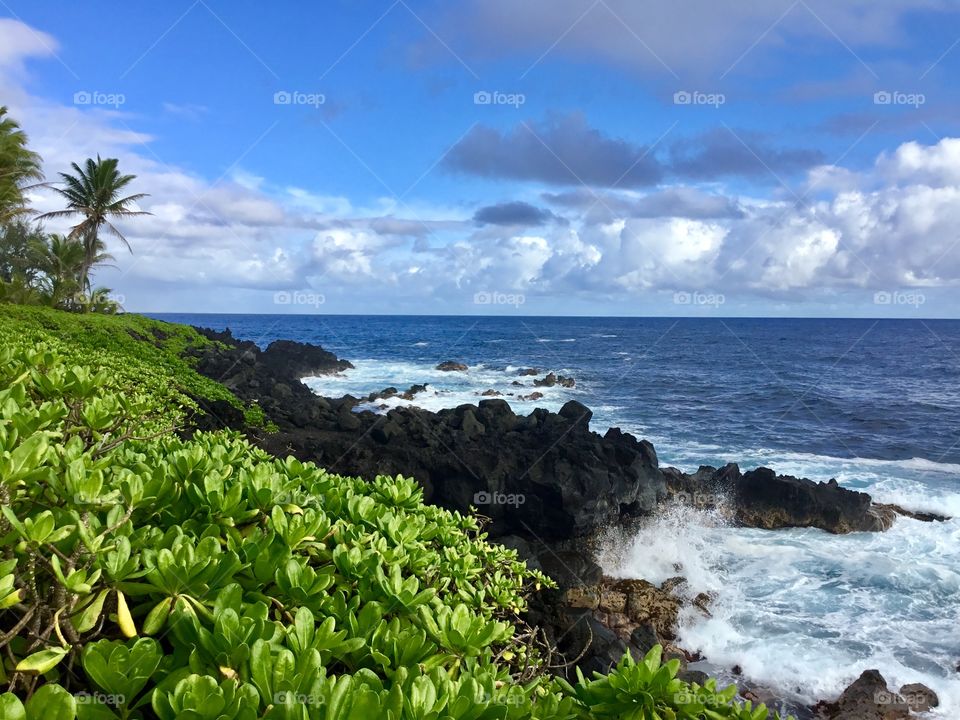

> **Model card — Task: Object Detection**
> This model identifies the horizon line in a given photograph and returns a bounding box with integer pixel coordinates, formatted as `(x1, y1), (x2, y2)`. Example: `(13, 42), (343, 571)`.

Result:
(137, 311), (960, 321)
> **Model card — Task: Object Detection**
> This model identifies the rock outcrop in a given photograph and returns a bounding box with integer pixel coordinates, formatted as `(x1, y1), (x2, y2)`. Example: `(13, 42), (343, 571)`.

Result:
(534, 372), (576, 388)
(260, 398), (666, 541)
(436, 360), (468, 372)
(661, 464), (931, 533)
(187, 329), (352, 430)
(510, 538), (704, 679)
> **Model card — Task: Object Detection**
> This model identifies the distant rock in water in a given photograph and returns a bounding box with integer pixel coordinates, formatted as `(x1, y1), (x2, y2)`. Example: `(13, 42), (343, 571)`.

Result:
(436, 360), (468, 372)
(533, 372), (576, 388)
(365, 384), (429, 403)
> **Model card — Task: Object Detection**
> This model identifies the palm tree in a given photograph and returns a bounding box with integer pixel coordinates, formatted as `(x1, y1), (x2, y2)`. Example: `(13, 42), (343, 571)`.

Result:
(85, 286), (123, 314)
(32, 233), (85, 309)
(38, 156), (150, 292)
(0, 106), (43, 223)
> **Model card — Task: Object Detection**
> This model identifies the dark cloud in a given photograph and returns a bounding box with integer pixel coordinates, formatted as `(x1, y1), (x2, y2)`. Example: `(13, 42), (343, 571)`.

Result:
(369, 216), (434, 237)
(444, 113), (663, 188)
(543, 187), (744, 219)
(415, 1), (951, 83)
(473, 201), (559, 226)
(668, 129), (825, 180)
(446, 115), (823, 189)
(816, 105), (960, 137)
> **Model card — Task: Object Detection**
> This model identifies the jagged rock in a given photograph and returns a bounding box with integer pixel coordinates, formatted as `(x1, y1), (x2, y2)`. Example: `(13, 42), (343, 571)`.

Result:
(629, 623), (659, 654)
(692, 592), (713, 617)
(558, 400), (591, 423)
(479, 389), (502, 397)
(875, 503), (950, 523)
(611, 578), (682, 641)
(519, 391), (544, 401)
(398, 384), (429, 400)
(533, 372), (576, 388)
(460, 408), (485, 438)
(260, 339), (353, 378)
(679, 669), (710, 686)
(188, 330), (350, 430)
(436, 360), (468, 372)
(564, 586), (600, 610)
(518, 368), (539, 376)
(663, 464), (902, 534)
(815, 670), (910, 719)
(367, 387), (398, 402)
(336, 404), (361, 431)
(528, 568), (690, 680)
(898, 683), (938, 712)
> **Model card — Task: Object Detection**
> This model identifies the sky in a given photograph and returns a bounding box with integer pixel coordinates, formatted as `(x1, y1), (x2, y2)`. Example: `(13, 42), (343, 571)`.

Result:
(3, 1), (960, 316)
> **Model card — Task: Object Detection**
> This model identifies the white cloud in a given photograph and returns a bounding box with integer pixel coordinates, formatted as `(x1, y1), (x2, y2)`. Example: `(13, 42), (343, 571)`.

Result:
(877, 137), (960, 187)
(0, 18), (57, 71)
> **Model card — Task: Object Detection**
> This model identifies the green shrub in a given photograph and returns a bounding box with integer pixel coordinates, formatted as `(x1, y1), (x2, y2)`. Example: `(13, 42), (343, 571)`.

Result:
(0, 305), (263, 428)
(0, 325), (794, 719)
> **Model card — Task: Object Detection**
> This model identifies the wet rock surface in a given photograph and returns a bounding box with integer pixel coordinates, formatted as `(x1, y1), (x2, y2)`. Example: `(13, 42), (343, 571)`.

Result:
(436, 360), (468, 372)
(661, 463), (947, 534)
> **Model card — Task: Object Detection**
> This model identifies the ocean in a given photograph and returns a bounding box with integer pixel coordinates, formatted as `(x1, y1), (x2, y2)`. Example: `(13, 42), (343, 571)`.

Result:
(152, 314), (960, 714)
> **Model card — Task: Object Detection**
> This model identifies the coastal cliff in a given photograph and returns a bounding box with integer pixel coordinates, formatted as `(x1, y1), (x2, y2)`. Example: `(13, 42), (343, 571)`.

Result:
(182, 328), (948, 717)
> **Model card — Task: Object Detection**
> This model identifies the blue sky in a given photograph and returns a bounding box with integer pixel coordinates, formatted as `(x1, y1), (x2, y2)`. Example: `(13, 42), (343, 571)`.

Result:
(3, 1), (960, 316)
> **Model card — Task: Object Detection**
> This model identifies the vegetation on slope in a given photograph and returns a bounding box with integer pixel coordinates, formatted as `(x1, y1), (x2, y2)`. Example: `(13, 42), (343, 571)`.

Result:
(0, 311), (793, 719)
(0, 304), (263, 428)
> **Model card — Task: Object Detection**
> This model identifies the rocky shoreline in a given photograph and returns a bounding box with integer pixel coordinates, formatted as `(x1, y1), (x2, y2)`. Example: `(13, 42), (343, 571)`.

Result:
(185, 329), (947, 719)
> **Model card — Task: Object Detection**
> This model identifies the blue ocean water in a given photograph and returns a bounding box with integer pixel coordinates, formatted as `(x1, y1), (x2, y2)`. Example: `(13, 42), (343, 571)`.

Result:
(153, 314), (960, 713)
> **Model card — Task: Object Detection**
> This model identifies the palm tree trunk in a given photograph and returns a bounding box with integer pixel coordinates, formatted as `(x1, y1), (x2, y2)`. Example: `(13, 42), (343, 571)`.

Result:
(79, 228), (97, 294)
